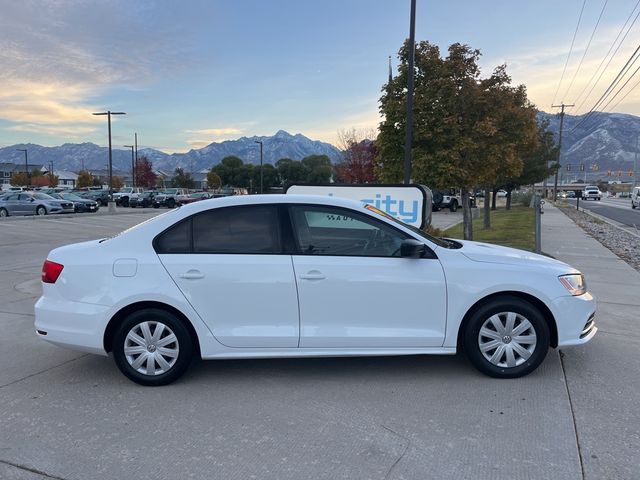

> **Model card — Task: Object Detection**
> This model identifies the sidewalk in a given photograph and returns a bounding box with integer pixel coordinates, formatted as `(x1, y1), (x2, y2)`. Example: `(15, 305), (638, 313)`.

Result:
(542, 202), (640, 480)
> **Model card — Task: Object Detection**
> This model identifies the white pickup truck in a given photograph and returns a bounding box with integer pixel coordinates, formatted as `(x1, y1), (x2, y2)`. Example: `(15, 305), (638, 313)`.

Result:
(581, 186), (602, 201)
(113, 187), (144, 206)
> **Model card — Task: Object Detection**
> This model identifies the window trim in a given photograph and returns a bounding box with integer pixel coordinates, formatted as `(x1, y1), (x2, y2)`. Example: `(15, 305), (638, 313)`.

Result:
(286, 203), (437, 259)
(153, 204), (284, 255)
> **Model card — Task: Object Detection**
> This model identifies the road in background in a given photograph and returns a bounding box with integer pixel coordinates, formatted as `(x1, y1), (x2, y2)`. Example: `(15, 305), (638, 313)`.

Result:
(567, 197), (640, 232)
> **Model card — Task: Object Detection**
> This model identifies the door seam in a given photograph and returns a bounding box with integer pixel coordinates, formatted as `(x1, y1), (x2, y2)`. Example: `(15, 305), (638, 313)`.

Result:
(290, 255), (302, 348)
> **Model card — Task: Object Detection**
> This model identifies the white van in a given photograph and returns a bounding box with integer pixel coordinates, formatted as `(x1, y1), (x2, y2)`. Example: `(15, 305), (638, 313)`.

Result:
(632, 186), (640, 209)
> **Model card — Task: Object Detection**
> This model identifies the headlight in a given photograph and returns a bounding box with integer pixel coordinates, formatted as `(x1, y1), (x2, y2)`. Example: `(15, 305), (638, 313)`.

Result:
(559, 274), (587, 296)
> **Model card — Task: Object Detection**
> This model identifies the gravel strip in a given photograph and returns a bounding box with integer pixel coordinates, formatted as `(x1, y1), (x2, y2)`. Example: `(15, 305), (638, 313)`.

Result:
(559, 206), (640, 272)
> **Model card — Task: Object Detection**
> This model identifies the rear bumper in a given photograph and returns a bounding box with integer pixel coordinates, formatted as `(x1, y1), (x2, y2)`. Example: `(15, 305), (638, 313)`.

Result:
(34, 295), (110, 356)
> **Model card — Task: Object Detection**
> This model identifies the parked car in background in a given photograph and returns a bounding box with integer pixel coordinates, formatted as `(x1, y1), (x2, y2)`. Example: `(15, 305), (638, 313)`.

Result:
(129, 191), (157, 208)
(179, 191), (214, 205)
(113, 187), (144, 207)
(632, 186), (640, 209)
(35, 194), (596, 385)
(77, 190), (110, 206)
(0, 192), (74, 217)
(581, 186), (602, 201)
(153, 188), (190, 208)
(566, 191), (576, 198)
(50, 192), (99, 213)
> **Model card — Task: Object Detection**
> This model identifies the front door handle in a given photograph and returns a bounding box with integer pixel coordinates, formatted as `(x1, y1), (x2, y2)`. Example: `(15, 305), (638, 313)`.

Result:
(300, 271), (326, 280)
(179, 269), (205, 280)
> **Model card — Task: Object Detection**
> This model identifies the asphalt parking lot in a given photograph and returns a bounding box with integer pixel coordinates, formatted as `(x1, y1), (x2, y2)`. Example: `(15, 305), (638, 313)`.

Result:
(0, 208), (636, 479)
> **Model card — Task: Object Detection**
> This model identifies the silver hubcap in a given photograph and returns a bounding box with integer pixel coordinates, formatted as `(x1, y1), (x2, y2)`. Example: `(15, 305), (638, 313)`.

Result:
(478, 312), (537, 368)
(124, 321), (179, 376)
(37, 208), (45, 215)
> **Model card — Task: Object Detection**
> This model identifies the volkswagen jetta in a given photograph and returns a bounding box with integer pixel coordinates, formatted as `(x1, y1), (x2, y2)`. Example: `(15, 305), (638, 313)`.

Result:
(35, 195), (596, 385)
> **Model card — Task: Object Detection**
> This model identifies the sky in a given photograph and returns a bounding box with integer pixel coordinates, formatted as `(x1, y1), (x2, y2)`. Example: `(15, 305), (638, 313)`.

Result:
(2, 0), (640, 153)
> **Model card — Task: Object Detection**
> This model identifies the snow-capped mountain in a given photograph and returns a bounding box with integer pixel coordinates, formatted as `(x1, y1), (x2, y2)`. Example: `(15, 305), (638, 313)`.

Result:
(0, 130), (342, 173)
(538, 111), (640, 174)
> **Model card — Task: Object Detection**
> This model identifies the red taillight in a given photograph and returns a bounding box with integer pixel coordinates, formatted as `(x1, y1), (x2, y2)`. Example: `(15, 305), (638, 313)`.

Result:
(42, 260), (64, 284)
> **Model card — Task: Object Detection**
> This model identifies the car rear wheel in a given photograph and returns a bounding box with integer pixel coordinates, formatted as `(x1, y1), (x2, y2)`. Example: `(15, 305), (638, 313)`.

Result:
(112, 309), (193, 386)
(0, 208), (8, 217)
(449, 200), (458, 212)
(167, 198), (176, 208)
(36, 206), (47, 216)
(463, 296), (550, 378)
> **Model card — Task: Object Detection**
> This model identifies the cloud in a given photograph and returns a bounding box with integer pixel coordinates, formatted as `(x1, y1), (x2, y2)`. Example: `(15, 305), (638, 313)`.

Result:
(185, 128), (244, 137)
(7, 123), (97, 136)
(0, 1), (204, 133)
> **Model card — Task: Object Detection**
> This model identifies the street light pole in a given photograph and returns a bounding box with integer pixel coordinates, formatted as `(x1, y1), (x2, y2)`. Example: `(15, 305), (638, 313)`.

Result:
(124, 145), (134, 187)
(134, 132), (138, 188)
(403, 0), (417, 185)
(16, 148), (28, 184)
(93, 111), (126, 213)
(254, 140), (263, 194)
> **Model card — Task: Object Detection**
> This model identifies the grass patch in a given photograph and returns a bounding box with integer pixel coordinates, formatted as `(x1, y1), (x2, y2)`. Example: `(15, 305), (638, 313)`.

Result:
(444, 206), (535, 251)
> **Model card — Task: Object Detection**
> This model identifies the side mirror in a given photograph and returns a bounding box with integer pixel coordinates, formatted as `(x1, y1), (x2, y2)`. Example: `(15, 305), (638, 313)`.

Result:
(30, 198), (35, 202)
(400, 239), (425, 258)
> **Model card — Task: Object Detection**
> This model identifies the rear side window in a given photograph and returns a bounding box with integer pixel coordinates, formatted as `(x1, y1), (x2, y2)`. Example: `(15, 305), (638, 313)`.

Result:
(193, 205), (280, 253)
(155, 218), (192, 253)
(154, 205), (281, 254)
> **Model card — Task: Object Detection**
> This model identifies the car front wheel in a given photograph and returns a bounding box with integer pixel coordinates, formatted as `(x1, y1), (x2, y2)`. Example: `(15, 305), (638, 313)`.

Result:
(36, 206), (47, 216)
(112, 309), (193, 386)
(0, 208), (8, 217)
(463, 296), (550, 378)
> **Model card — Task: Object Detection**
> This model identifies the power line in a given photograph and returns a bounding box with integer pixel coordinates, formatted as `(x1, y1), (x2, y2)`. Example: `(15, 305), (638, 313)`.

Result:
(606, 71), (640, 111)
(572, 43), (640, 131)
(600, 60), (640, 112)
(552, 0), (588, 106)
(573, 0), (640, 111)
(564, 0), (609, 103)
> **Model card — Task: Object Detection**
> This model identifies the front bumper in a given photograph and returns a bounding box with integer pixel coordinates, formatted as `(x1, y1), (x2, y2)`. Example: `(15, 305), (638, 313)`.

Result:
(553, 292), (597, 347)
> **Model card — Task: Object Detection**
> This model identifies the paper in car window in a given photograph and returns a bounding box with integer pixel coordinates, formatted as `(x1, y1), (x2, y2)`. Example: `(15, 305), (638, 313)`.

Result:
(305, 211), (374, 230)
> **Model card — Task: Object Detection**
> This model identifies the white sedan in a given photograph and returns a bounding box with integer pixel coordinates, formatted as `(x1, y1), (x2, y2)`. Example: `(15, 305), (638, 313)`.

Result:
(35, 195), (597, 385)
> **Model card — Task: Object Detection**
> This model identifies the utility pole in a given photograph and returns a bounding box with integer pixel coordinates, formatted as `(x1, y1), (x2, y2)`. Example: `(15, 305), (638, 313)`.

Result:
(635, 134), (639, 188)
(254, 140), (263, 194)
(551, 102), (574, 201)
(403, 0), (416, 185)
(134, 132), (138, 188)
(93, 111), (126, 213)
(16, 148), (28, 184)
(124, 145), (134, 187)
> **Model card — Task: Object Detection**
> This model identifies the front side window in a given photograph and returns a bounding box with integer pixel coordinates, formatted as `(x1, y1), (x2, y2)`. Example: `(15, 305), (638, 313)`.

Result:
(289, 205), (406, 257)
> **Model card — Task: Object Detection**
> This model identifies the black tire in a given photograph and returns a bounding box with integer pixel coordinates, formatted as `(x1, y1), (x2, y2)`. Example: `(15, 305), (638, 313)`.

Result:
(633, 203), (636, 209)
(463, 296), (550, 378)
(449, 200), (458, 212)
(36, 206), (47, 216)
(0, 208), (8, 218)
(112, 309), (194, 386)
(432, 191), (444, 207)
(166, 198), (176, 208)
(121, 197), (130, 207)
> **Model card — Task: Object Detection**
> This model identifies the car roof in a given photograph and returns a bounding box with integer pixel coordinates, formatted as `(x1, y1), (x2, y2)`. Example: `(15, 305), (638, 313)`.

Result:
(177, 194), (364, 214)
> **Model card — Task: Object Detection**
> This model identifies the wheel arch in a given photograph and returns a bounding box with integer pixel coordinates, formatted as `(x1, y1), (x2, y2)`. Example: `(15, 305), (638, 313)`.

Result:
(103, 300), (202, 358)
(456, 291), (558, 349)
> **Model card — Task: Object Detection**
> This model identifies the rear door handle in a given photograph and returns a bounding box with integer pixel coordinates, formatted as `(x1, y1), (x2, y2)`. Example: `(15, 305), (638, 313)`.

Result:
(300, 271), (326, 280)
(179, 270), (205, 280)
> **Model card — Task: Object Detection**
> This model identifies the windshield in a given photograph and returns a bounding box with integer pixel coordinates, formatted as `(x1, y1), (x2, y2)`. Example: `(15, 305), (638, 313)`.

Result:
(363, 204), (459, 249)
(62, 193), (82, 201)
(33, 192), (54, 200)
(163, 189), (178, 194)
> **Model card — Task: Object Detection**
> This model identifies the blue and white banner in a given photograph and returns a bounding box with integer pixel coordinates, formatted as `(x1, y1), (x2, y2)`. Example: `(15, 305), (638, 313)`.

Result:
(286, 184), (432, 228)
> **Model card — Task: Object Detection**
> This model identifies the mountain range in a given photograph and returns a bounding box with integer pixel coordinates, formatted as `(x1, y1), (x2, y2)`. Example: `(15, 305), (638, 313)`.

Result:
(2, 112), (640, 177)
(538, 111), (640, 177)
(0, 130), (342, 173)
